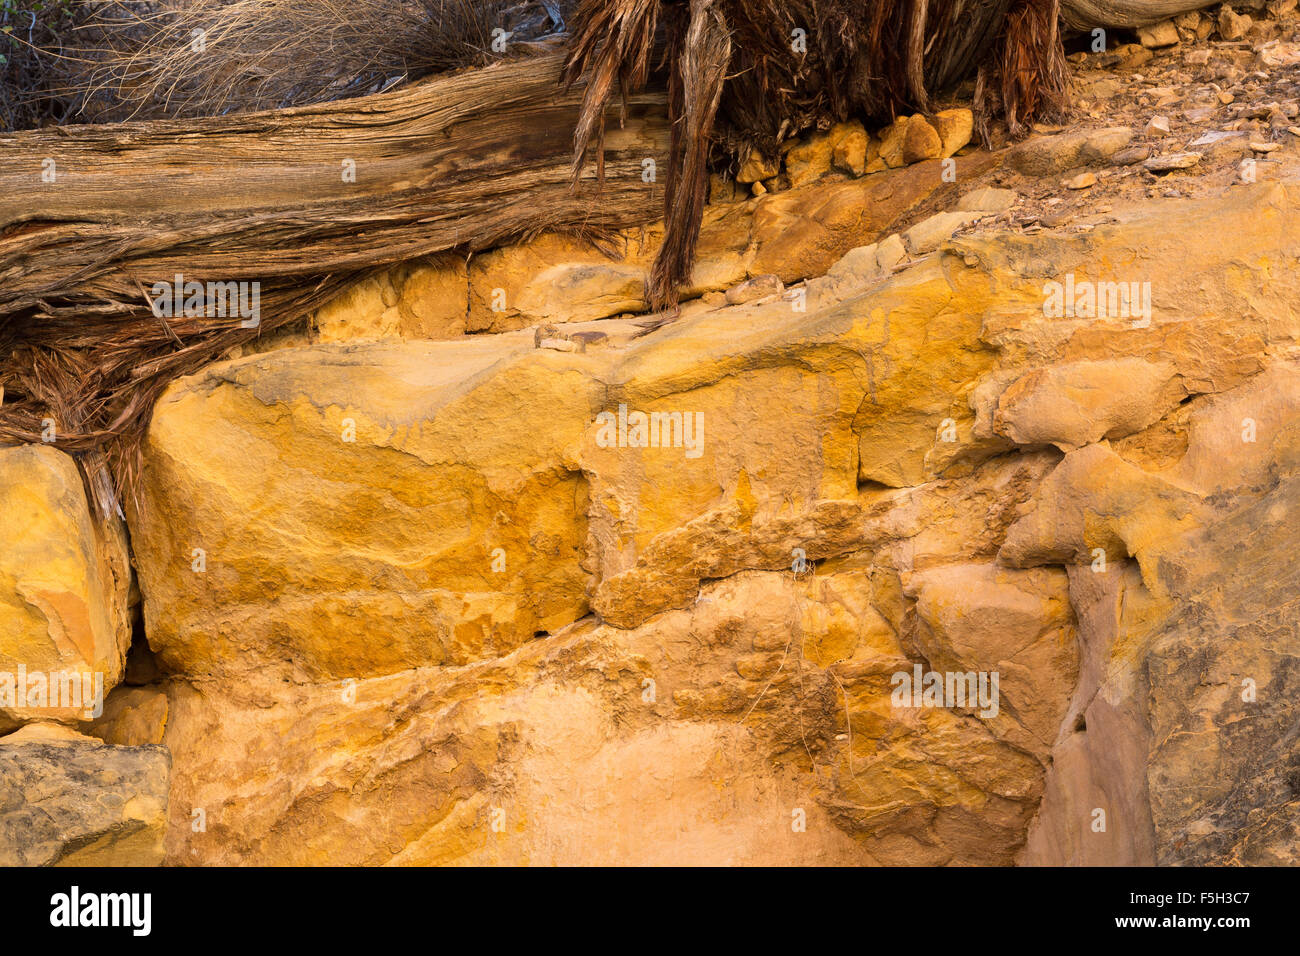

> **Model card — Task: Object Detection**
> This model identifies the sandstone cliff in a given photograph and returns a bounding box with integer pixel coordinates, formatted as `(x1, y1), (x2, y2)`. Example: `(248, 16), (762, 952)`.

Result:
(3, 5), (1300, 865)
(6, 174), (1295, 865)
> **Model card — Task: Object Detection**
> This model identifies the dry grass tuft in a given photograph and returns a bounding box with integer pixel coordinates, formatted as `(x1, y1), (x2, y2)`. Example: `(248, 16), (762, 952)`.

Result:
(8, 0), (566, 126)
(73, 0), (552, 121)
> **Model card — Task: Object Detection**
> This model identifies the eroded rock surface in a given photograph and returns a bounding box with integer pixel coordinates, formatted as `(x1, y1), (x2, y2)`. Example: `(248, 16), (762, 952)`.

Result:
(90, 181), (1300, 865)
(0, 446), (131, 729)
(0, 726), (168, 866)
(1017, 363), (1300, 865)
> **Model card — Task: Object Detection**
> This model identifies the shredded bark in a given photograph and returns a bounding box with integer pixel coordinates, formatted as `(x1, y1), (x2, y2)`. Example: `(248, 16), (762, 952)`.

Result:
(564, 0), (1070, 309)
(0, 52), (669, 514)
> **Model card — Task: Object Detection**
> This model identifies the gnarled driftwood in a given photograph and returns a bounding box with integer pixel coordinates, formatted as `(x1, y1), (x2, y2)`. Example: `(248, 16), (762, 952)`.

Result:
(0, 51), (669, 512)
(1061, 0), (1218, 29)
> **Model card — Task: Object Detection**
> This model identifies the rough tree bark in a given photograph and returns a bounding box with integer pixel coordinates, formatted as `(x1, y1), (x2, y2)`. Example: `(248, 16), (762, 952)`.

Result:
(0, 51), (668, 319)
(1060, 0), (1219, 29)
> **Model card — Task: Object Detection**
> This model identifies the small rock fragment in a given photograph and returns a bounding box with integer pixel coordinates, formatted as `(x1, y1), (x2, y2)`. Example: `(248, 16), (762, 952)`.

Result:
(902, 115), (944, 164)
(932, 108), (974, 159)
(957, 187), (1019, 213)
(827, 244), (881, 282)
(829, 120), (869, 176)
(1138, 20), (1180, 48)
(1190, 130), (1251, 162)
(903, 211), (985, 255)
(1113, 145), (1153, 165)
(1174, 10), (1202, 33)
(1113, 43), (1153, 70)
(1218, 7), (1251, 42)
(725, 274), (784, 306)
(785, 134), (833, 187)
(875, 234), (907, 271)
(534, 324), (580, 352)
(878, 118), (909, 168)
(737, 148), (780, 184)
(1009, 127), (1134, 176)
(1143, 152), (1202, 172)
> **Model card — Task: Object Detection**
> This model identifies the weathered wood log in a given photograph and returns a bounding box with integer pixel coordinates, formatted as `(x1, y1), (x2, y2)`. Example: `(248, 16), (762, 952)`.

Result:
(0, 51), (668, 311)
(0, 51), (670, 509)
(1060, 0), (1217, 29)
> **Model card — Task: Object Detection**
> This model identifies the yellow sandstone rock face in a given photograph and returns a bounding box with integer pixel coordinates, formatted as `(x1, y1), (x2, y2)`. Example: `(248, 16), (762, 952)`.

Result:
(0, 446), (132, 729)
(314, 256), (469, 342)
(102, 181), (1300, 865)
(133, 337), (593, 683)
(1015, 362), (1300, 866)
